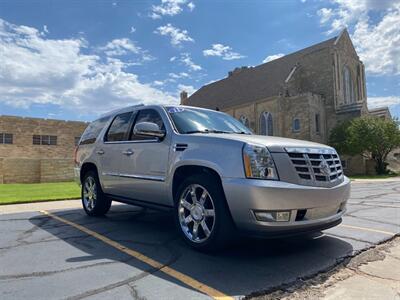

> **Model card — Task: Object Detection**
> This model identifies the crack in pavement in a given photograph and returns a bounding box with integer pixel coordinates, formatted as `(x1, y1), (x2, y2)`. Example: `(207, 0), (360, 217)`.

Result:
(247, 236), (400, 300)
(326, 232), (374, 245)
(127, 282), (148, 300)
(345, 214), (400, 227)
(63, 240), (182, 300)
(0, 257), (136, 281)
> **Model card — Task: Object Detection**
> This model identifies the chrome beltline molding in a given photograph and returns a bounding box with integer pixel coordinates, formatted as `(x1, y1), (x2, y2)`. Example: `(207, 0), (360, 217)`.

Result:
(102, 172), (165, 182)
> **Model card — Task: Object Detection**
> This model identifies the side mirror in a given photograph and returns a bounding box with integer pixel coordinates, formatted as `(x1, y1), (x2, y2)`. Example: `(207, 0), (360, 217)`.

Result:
(133, 122), (165, 139)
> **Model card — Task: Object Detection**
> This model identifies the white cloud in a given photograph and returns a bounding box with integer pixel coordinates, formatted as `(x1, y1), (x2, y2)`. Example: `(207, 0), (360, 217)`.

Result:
(169, 72), (189, 79)
(43, 25), (49, 34)
(317, 0), (400, 75)
(179, 53), (202, 71)
(187, 2), (195, 11)
(170, 56), (177, 62)
(99, 38), (140, 56)
(98, 38), (154, 64)
(0, 18), (176, 115)
(203, 43), (245, 60)
(153, 80), (165, 86)
(317, 8), (333, 24)
(154, 24), (194, 46)
(368, 96), (400, 109)
(262, 53), (285, 63)
(130, 26), (136, 33)
(352, 6), (400, 75)
(150, 0), (195, 19)
(177, 84), (196, 96)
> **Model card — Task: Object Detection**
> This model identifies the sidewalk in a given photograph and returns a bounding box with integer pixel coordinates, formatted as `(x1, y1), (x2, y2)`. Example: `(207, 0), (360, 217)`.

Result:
(0, 199), (81, 214)
(252, 237), (400, 300)
(323, 237), (400, 300)
(351, 176), (400, 183)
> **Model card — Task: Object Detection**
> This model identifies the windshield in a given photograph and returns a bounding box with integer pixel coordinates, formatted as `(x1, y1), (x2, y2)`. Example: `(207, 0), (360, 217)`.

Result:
(166, 106), (252, 134)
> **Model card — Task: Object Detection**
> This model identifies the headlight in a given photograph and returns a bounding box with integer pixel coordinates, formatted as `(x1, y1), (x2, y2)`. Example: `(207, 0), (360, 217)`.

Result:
(243, 143), (279, 180)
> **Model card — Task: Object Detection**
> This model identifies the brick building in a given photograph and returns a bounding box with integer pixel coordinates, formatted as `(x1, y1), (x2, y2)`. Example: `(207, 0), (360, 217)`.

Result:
(181, 29), (391, 175)
(0, 115), (87, 183)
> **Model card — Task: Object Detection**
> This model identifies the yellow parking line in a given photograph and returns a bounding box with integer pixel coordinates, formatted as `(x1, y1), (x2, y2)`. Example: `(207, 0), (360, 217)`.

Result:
(339, 224), (396, 236)
(40, 210), (233, 300)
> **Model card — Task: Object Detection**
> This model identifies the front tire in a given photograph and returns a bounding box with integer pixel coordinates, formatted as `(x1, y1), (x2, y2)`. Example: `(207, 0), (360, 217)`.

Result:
(174, 173), (235, 252)
(82, 171), (111, 216)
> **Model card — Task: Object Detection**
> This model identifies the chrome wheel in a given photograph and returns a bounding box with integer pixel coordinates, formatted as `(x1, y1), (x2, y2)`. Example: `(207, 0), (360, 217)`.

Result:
(83, 176), (97, 211)
(178, 184), (216, 243)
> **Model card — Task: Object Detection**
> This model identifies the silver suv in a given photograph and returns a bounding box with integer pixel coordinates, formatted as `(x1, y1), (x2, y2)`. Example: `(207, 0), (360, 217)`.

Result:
(75, 104), (350, 251)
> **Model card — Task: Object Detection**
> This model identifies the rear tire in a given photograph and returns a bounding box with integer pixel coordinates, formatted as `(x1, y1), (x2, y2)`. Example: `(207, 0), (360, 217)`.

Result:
(82, 170), (111, 216)
(174, 173), (235, 252)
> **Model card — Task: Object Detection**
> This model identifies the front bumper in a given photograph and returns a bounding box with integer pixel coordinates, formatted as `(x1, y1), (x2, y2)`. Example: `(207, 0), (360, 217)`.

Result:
(222, 176), (351, 236)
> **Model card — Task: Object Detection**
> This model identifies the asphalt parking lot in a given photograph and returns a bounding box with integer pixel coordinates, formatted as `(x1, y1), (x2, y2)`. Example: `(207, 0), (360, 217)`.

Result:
(0, 180), (399, 300)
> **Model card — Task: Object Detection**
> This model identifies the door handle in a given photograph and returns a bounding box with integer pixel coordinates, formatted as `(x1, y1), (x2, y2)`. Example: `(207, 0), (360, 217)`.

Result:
(96, 149), (105, 155)
(122, 149), (134, 156)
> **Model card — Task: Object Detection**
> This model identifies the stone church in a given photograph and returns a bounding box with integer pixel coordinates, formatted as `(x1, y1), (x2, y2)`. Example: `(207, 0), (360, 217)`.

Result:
(180, 29), (391, 175)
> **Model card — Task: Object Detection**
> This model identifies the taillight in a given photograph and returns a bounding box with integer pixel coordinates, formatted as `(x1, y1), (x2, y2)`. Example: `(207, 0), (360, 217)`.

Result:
(74, 146), (79, 165)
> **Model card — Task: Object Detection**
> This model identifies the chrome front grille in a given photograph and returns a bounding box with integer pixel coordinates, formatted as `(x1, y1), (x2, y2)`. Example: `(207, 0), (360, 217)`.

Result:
(286, 148), (344, 187)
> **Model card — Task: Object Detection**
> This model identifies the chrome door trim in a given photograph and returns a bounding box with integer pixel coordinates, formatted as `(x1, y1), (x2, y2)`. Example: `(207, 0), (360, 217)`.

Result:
(119, 173), (165, 182)
(102, 172), (119, 177)
(103, 139), (158, 145)
(102, 172), (165, 182)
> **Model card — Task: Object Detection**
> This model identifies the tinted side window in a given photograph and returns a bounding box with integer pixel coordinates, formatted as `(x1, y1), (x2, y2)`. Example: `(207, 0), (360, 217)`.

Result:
(131, 109), (165, 141)
(105, 112), (133, 142)
(80, 117), (110, 145)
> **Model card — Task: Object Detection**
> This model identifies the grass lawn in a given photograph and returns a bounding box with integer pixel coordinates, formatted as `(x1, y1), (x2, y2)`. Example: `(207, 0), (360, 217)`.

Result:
(0, 181), (81, 205)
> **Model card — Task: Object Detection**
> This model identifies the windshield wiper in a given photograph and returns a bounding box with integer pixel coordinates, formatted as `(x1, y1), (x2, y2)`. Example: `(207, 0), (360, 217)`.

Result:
(184, 129), (232, 134)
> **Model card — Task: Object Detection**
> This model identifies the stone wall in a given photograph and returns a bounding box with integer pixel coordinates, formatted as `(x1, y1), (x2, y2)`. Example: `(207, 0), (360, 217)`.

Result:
(0, 115), (87, 183)
(0, 116), (87, 159)
(1, 158), (41, 183)
(341, 154), (366, 176)
(0, 158), (74, 183)
(40, 159), (75, 183)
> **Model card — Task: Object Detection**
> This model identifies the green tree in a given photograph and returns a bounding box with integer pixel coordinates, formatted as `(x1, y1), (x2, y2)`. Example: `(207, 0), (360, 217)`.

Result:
(330, 117), (400, 174)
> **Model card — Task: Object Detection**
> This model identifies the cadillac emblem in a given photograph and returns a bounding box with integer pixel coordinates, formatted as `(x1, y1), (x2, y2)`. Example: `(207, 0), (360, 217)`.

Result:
(319, 159), (331, 176)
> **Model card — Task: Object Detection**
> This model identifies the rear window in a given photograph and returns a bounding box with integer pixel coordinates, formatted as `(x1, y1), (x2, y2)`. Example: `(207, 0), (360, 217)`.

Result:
(80, 116), (110, 145)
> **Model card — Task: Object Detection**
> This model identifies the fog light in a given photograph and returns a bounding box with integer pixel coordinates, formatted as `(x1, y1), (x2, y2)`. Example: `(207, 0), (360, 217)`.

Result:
(276, 211), (291, 222)
(254, 210), (291, 222)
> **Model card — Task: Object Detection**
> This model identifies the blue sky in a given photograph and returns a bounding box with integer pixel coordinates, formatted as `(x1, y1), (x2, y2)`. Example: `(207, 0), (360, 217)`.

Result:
(0, 0), (399, 121)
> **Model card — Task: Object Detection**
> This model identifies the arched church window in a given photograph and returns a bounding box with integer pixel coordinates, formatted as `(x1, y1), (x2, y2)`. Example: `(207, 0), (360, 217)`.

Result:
(343, 66), (355, 104)
(260, 112), (273, 136)
(239, 115), (250, 128)
(292, 118), (301, 132)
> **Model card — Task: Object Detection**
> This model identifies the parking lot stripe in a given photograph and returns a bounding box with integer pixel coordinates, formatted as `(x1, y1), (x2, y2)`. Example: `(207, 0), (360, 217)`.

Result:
(40, 210), (233, 300)
(339, 224), (396, 236)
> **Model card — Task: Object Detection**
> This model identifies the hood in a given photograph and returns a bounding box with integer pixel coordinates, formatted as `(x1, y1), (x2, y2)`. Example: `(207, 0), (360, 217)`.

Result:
(198, 133), (334, 153)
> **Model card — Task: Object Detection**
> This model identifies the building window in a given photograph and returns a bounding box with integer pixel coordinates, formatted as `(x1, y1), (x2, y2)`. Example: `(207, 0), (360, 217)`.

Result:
(74, 137), (81, 146)
(342, 66), (355, 104)
(0, 133), (13, 144)
(260, 112), (273, 136)
(33, 135), (57, 146)
(239, 115), (250, 128)
(315, 113), (321, 134)
(292, 118), (301, 132)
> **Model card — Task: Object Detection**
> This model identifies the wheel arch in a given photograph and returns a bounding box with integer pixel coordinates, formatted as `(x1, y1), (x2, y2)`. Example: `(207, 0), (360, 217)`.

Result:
(171, 164), (223, 203)
(80, 162), (99, 184)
